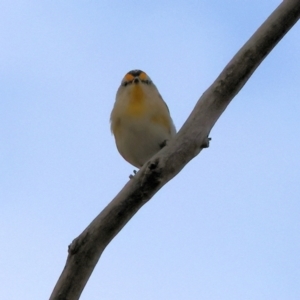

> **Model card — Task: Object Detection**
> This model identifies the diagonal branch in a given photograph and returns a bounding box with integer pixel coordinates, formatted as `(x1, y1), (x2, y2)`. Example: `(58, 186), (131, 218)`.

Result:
(50, 1), (300, 299)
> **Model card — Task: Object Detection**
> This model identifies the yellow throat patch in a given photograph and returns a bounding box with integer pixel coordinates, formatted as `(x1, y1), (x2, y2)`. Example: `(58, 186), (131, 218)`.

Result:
(126, 84), (146, 116)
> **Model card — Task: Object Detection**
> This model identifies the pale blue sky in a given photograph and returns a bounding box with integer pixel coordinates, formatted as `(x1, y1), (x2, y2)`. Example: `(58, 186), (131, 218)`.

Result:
(1, 1), (300, 299)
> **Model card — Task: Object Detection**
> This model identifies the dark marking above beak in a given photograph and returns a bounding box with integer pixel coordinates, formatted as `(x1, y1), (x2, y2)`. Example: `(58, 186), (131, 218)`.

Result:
(128, 70), (143, 77)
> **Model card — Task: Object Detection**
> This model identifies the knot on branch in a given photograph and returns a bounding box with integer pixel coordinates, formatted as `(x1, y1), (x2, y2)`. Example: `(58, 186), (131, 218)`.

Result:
(68, 231), (90, 255)
(202, 136), (211, 148)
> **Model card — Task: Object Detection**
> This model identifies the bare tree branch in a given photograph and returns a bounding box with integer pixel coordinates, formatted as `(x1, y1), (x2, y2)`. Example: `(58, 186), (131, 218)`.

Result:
(50, 1), (300, 299)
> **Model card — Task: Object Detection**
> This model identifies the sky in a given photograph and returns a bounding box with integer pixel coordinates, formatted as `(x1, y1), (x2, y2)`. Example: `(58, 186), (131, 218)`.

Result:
(1, 1), (300, 299)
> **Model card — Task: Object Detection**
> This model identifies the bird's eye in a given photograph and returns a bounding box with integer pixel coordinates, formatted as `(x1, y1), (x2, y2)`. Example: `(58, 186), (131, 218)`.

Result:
(142, 79), (151, 85)
(123, 82), (128, 87)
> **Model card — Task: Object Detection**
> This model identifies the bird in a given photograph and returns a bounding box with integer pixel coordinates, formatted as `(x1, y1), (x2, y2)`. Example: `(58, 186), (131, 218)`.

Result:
(110, 69), (176, 168)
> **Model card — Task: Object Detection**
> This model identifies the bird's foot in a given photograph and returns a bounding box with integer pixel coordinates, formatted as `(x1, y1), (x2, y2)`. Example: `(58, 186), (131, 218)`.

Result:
(129, 169), (137, 179)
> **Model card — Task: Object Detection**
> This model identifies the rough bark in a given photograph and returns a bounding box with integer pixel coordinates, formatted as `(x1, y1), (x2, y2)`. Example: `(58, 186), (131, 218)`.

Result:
(50, 1), (300, 299)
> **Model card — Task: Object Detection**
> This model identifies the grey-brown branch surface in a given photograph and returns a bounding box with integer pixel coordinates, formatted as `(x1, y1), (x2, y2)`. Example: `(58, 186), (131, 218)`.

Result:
(50, 1), (300, 299)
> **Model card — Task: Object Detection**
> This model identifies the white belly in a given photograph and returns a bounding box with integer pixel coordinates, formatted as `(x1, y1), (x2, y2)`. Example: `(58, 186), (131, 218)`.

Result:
(115, 118), (172, 168)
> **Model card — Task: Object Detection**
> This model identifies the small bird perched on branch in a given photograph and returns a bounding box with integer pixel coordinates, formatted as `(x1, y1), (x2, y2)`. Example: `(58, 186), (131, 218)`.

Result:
(110, 70), (176, 168)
